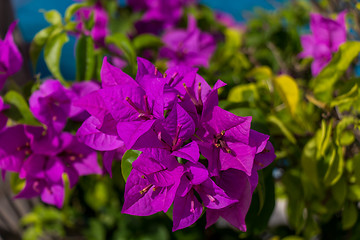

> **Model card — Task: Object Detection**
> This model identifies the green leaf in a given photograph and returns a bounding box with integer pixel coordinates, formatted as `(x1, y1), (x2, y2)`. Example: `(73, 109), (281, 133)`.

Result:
(335, 117), (355, 147)
(43, 10), (62, 26)
(342, 202), (358, 230)
(273, 74), (299, 116)
(324, 147), (344, 186)
(311, 41), (360, 102)
(223, 28), (242, 59)
(330, 84), (358, 108)
(267, 115), (297, 144)
(133, 34), (163, 50)
(76, 35), (95, 80)
(257, 171), (266, 213)
(228, 83), (259, 103)
(121, 150), (141, 182)
(282, 170), (305, 233)
(44, 32), (69, 84)
(321, 119), (333, 156)
(301, 138), (319, 188)
(246, 66), (272, 82)
(353, 154), (360, 186)
(229, 107), (268, 133)
(165, 204), (173, 221)
(245, 166), (275, 234)
(30, 26), (56, 69)
(85, 220), (106, 240)
(315, 119), (333, 158)
(3, 91), (39, 125)
(331, 176), (347, 205)
(65, 2), (88, 22)
(85, 181), (109, 210)
(347, 185), (360, 201)
(10, 173), (26, 195)
(106, 33), (136, 74)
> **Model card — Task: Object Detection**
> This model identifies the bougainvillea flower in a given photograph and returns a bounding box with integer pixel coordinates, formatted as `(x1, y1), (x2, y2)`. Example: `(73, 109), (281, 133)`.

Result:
(196, 106), (256, 176)
(16, 177), (65, 208)
(102, 146), (127, 177)
(29, 80), (75, 133)
(0, 21), (23, 90)
(131, 0), (185, 34)
(205, 168), (253, 231)
(58, 132), (102, 188)
(74, 2), (109, 48)
(1, 123), (101, 208)
(172, 162), (237, 231)
(75, 7), (91, 36)
(159, 16), (216, 68)
(0, 125), (34, 173)
(250, 130), (276, 171)
(155, 103), (199, 163)
(17, 154), (65, 208)
(127, 0), (147, 11)
(20, 127), (101, 188)
(73, 56), (276, 230)
(77, 116), (124, 151)
(91, 2), (109, 48)
(69, 81), (100, 121)
(122, 151), (183, 216)
(101, 87), (165, 150)
(161, 64), (225, 126)
(299, 11), (347, 75)
(100, 57), (137, 88)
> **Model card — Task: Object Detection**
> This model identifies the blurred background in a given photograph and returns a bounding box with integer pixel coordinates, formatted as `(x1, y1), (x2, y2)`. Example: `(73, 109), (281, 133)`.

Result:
(2, 0), (285, 81)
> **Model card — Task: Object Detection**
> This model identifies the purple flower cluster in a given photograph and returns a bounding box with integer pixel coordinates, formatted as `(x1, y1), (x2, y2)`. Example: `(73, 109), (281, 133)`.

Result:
(0, 21), (23, 90)
(128, 0), (196, 34)
(75, 1), (109, 48)
(159, 17), (216, 68)
(299, 11), (347, 76)
(0, 80), (102, 208)
(75, 57), (275, 231)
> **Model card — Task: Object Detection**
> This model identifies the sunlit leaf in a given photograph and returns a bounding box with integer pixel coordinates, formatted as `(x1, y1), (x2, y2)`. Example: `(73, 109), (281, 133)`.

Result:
(133, 34), (163, 50)
(311, 41), (360, 102)
(267, 115), (297, 144)
(301, 138), (319, 188)
(43, 10), (62, 26)
(330, 84), (358, 108)
(44, 32), (69, 84)
(335, 117), (355, 147)
(106, 33), (136, 74)
(30, 26), (56, 69)
(228, 83), (259, 103)
(65, 2), (88, 22)
(4, 91), (39, 125)
(324, 147), (344, 186)
(273, 74), (299, 116)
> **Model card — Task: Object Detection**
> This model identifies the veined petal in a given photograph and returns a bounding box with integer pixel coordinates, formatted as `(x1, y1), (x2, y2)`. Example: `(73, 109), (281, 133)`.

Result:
(171, 141), (199, 163)
(101, 56), (137, 88)
(77, 116), (124, 151)
(172, 190), (203, 231)
(197, 179), (237, 209)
